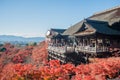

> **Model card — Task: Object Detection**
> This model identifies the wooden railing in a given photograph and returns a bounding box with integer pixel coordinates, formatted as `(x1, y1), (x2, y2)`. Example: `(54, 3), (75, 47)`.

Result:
(48, 45), (75, 54)
(48, 46), (66, 53)
(96, 47), (109, 52)
(75, 46), (109, 53)
(48, 44), (109, 54)
(75, 46), (96, 53)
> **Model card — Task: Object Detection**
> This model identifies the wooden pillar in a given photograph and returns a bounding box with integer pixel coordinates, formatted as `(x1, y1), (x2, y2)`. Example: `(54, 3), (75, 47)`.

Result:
(95, 35), (98, 53)
(87, 37), (88, 46)
(102, 38), (104, 52)
(83, 37), (85, 53)
(65, 45), (67, 53)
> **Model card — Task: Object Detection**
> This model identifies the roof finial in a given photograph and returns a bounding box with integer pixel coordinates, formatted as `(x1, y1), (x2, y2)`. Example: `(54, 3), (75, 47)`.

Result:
(84, 18), (87, 22)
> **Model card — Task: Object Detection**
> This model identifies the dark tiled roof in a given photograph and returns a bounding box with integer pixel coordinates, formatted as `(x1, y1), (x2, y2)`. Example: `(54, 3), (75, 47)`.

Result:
(46, 28), (66, 38)
(89, 6), (120, 25)
(63, 20), (84, 35)
(86, 20), (120, 35)
(51, 28), (66, 34)
(63, 19), (120, 36)
(92, 6), (120, 16)
(63, 6), (120, 36)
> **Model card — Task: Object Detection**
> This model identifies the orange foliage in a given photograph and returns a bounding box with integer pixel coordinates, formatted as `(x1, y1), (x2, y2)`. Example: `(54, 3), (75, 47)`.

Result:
(32, 41), (48, 65)
(0, 42), (120, 80)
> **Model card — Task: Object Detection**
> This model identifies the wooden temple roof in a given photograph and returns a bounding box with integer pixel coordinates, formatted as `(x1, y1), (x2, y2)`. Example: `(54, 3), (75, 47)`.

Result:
(46, 28), (66, 38)
(50, 28), (66, 34)
(74, 20), (120, 36)
(89, 6), (120, 25)
(63, 6), (120, 36)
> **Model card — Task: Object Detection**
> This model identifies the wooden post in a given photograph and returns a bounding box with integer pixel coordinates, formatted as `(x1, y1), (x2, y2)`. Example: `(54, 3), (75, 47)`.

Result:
(102, 38), (104, 52)
(65, 45), (67, 53)
(95, 35), (97, 53)
(83, 37), (85, 54)
(87, 37), (90, 51)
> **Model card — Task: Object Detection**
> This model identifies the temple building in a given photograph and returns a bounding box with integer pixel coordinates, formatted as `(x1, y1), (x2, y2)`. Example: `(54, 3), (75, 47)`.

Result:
(46, 6), (120, 64)
(63, 19), (120, 56)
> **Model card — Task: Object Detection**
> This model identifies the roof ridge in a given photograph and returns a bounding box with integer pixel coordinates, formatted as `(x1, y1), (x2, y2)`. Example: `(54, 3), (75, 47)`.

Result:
(51, 28), (66, 30)
(93, 6), (120, 16)
(86, 19), (108, 23)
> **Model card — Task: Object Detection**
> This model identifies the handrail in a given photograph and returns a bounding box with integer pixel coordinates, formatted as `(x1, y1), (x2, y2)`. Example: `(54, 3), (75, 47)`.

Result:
(48, 45), (109, 53)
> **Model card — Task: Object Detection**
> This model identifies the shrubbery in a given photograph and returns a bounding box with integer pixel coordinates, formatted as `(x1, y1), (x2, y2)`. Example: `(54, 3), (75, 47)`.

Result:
(0, 41), (120, 80)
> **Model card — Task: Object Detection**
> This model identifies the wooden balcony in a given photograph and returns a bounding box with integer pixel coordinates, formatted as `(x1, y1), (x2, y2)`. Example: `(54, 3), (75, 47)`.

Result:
(48, 45), (75, 54)
(48, 44), (109, 54)
(48, 46), (66, 53)
(75, 46), (109, 53)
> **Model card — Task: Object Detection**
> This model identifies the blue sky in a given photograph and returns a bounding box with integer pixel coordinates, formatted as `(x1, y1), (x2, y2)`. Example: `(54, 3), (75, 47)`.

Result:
(0, 0), (120, 37)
